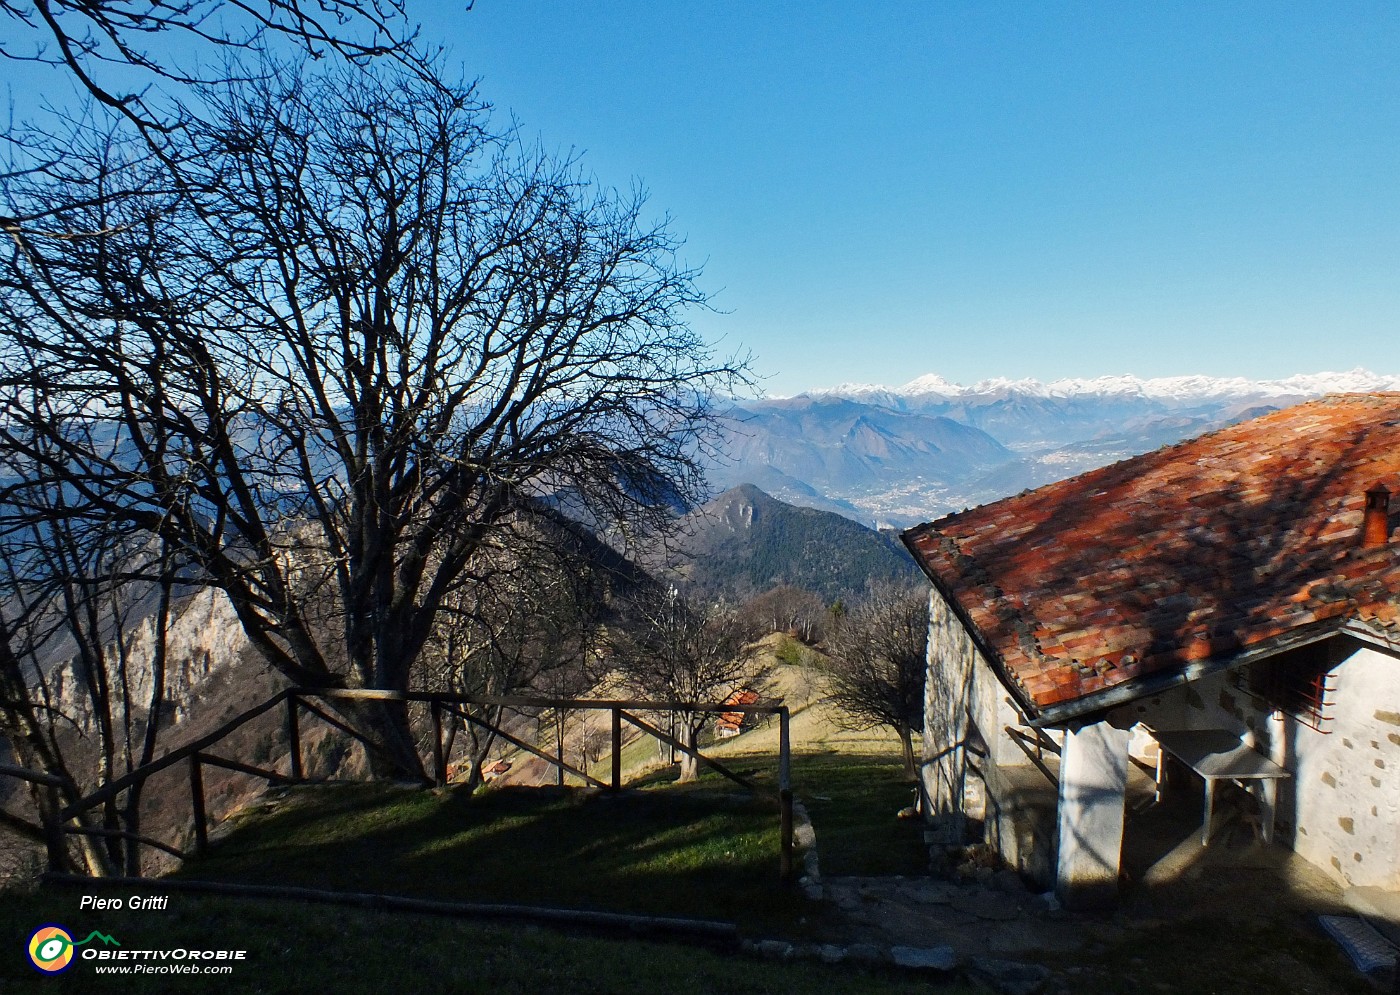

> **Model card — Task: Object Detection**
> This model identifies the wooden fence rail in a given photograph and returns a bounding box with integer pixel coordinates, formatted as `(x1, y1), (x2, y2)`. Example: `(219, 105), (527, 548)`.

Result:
(1004, 725), (1059, 788)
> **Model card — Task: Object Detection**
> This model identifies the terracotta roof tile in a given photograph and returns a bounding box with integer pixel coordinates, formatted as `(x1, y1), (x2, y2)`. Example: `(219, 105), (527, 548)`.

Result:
(903, 394), (1400, 718)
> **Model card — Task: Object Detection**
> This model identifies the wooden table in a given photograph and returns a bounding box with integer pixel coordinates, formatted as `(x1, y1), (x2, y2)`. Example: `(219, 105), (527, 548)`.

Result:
(1151, 729), (1292, 846)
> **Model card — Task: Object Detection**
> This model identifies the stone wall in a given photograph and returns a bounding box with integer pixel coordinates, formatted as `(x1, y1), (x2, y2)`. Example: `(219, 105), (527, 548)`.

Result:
(982, 762), (1057, 886)
(923, 588), (1040, 857)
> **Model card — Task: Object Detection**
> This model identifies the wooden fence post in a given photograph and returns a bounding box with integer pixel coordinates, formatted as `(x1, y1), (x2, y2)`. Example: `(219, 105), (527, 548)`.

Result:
(286, 695), (303, 782)
(189, 755), (208, 856)
(557, 715), (566, 787)
(779, 708), (794, 883)
(431, 701), (447, 787)
(611, 708), (622, 792)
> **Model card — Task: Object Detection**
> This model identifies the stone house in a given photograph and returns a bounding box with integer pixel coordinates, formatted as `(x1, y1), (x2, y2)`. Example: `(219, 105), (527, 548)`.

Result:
(901, 393), (1400, 908)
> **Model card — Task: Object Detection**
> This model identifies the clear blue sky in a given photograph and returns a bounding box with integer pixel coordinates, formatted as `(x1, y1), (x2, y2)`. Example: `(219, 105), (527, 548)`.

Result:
(442, 2), (1400, 394)
(6, 2), (1397, 395)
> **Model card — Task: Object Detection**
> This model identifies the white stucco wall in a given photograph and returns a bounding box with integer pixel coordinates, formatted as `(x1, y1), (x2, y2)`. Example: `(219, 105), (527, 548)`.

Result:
(1128, 641), (1400, 890)
(1056, 720), (1131, 908)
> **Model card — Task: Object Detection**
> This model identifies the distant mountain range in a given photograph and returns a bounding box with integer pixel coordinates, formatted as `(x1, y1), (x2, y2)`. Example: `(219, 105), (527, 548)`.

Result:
(709, 368), (1400, 527)
(813, 368), (1400, 404)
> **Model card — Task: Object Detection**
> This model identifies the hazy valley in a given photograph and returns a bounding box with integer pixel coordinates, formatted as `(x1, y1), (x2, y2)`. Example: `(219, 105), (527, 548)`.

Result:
(709, 368), (1400, 527)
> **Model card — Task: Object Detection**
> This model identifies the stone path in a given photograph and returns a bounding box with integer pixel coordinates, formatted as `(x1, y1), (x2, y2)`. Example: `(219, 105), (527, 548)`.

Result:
(812, 875), (1096, 993)
(743, 872), (1094, 992)
(772, 851), (1365, 995)
(818, 874), (1108, 960)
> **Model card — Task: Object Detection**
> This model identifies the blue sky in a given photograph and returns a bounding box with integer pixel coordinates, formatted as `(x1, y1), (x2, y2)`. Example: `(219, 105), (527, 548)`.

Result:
(444, 2), (1400, 394)
(6, 2), (1397, 395)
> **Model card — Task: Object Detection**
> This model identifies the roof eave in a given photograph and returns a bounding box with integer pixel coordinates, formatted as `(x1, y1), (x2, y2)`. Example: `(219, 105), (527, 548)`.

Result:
(903, 529), (1400, 732)
(1028, 619), (1355, 728)
(1338, 618), (1400, 655)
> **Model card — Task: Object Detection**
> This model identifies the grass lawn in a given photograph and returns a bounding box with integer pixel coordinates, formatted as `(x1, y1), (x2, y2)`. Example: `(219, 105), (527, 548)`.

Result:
(647, 748), (928, 877)
(0, 749), (968, 992)
(181, 778), (804, 932)
(790, 753), (926, 876)
(0, 890), (970, 994)
(180, 735), (928, 930)
(0, 655), (960, 992)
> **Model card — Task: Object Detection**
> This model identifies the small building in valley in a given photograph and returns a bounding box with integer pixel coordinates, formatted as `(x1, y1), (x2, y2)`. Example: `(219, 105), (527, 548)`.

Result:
(902, 393), (1400, 908)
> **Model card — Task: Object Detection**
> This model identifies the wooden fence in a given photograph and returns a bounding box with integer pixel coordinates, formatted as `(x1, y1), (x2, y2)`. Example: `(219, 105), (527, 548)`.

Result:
(1, 688), (795, 881)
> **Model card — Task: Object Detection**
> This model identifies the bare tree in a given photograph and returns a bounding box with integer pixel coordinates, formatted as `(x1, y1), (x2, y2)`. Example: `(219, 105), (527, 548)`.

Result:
(0, 60), (748, 781)
(824, 585), (928, 777)
(617, 588), (759, 782)
(579, 723), (606, 772)
(0, 0), (422, 256)
(0, 456), (181, 877)
(421, 526), (613, 792)
(741, 585), (826, 644)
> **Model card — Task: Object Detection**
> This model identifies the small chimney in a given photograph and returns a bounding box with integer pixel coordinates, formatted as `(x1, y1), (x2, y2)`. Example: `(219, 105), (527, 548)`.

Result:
(1362, 482), (1391, 549)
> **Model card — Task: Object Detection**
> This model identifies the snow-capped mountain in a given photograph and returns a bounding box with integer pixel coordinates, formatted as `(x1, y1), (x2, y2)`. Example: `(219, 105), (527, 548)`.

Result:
(808, 367), (1400, 404)
(716, 369), (1400, 528)
(790, 367), (1400, 449)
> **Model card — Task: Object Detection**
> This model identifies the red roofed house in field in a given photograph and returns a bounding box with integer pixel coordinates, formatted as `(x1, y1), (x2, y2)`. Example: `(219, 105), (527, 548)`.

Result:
(716, 689), (760, 738)
(902, 394), (1400, 908)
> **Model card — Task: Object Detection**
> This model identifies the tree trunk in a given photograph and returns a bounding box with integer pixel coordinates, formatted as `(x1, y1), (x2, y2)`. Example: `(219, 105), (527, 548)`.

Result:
(678, 720), (701, 783)
(122, 550), (171, 875)
(442, 716), (460, 781)
(462, 715), (499, 794)
(462, 757), (485, 795)
(348, 699), (428, 783)
(899, 724), (918, 780)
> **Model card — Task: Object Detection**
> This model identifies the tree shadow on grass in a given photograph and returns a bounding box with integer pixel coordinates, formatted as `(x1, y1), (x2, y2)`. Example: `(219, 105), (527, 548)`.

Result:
(790, 753), (927, 877)
(632, 750), (928, 876)
(178, 781), (808, 931)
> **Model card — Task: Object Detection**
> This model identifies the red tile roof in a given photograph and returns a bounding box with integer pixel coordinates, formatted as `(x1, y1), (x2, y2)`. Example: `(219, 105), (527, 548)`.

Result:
(718, 689), (760, 731)
(902, 394), (1400, 721)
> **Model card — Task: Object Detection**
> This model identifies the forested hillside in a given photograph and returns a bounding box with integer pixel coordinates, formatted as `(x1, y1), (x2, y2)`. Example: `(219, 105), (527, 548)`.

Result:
(655, 484), (919, 602)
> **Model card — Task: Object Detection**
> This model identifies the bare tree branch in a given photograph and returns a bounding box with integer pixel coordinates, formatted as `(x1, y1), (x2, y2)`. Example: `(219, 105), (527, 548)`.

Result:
(1, 0), (421, 132)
